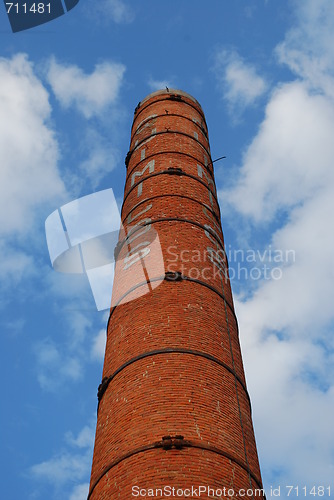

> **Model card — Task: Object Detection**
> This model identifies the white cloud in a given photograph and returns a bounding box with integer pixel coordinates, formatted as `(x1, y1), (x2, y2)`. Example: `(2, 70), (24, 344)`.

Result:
(213, 49), (267, 114)
(90, 0), (134, 24)
(101, 0), (134, 24)
(69, 483), (90, 500)
(91, 311), (108, 361)
(0, 54), (66, 291)
(34, 338), (84, 391)
(0, 54), (66, 237)
(65, 425), (95, 449)
(32, 301), (108, 392)
(68, 311), (93, 350)
(148, 77), (176, 92)
(0, 242), (35, 289)
(31, 451), (88, 484)
(30, 423), (95, 489)
(91, 328), (107, 361)
(79, 128), (120, 188)
(34, 311), (94, 391)
(276, 0), (334, 98)
(3, 318), (25, 334)
(222, 81), (334, 222)
(46, 59), (126, 118)
(241, 324), (334, 486)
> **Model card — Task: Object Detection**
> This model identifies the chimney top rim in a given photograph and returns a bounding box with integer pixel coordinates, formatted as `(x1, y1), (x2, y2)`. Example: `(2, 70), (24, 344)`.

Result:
(139, 89), (203, 110)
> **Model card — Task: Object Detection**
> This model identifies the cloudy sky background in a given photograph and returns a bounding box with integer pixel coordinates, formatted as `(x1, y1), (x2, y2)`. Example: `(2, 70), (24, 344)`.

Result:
(1, 1), (334, 498)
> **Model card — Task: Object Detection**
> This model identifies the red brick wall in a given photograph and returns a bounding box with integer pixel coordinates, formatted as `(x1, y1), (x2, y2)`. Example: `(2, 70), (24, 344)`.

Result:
(88, 90), (264, 500)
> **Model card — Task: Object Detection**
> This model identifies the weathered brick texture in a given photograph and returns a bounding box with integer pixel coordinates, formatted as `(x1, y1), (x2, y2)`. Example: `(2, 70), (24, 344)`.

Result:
(88, 90), (264, 500)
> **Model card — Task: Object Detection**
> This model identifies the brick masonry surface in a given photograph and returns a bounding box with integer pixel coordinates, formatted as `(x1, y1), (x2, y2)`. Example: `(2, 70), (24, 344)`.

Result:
(88, 90), (264, 500)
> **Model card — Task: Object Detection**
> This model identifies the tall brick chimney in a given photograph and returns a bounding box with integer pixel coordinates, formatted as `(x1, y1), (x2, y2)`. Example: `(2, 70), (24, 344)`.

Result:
(88, 90), (264, 499)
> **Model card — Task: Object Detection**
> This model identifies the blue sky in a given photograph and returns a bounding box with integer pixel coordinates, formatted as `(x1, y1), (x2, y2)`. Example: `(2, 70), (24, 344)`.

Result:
(1, 1), (334, 499)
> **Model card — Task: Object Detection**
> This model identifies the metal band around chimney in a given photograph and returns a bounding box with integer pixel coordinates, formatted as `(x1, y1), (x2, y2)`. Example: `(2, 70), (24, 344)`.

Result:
(87, 438), (264, 500)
